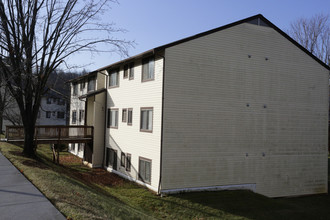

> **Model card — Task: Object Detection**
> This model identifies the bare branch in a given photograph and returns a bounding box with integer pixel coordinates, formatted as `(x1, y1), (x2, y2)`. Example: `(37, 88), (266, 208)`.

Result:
(0, 0), (133, 156)
(289, 13), (330, 66)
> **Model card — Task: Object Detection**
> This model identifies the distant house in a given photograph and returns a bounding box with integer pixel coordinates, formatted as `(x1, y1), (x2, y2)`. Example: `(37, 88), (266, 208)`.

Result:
(69, 14), (329, 198)
(36, 93), (67, 126)
(2, 92), (68, 133)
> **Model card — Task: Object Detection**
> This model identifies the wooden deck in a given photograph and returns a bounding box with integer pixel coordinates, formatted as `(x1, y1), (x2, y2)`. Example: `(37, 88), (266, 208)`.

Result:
(6, 125), (94, 144)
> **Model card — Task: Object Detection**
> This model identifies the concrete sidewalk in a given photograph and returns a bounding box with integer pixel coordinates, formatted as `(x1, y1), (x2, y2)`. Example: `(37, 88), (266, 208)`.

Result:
(0, 152), (65, 220)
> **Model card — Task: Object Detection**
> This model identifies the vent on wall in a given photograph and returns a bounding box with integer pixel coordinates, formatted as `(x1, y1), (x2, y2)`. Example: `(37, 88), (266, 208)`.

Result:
(246, 18), (270, 27)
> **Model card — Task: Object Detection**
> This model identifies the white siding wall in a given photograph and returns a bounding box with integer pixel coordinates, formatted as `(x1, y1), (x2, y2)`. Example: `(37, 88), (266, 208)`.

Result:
(105, 56), (163, 191)
(162, 22), (328, 197)
(91, 92), (106, 167)
(69, 81), (87, 158)
(97, 72), (106, 90)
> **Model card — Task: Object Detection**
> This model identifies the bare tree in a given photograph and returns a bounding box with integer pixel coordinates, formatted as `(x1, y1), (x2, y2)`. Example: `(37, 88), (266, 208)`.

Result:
(0, 0), (132, 156)
(289, 14), (329, 66)
(3, 108), (22, 126)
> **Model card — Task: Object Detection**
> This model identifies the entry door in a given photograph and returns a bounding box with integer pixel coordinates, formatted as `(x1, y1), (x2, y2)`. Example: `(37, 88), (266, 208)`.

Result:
(107, 148), (117, 170)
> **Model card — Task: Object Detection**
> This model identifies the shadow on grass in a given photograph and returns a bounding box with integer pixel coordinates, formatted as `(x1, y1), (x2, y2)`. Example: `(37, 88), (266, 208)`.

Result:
(145, 194), (225, 219)
(21, 159), (49, 169)
(170, 188), (330, 220)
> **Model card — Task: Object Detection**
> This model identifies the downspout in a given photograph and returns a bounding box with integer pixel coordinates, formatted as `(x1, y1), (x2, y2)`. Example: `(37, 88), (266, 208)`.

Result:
(158, 51), (165, 195)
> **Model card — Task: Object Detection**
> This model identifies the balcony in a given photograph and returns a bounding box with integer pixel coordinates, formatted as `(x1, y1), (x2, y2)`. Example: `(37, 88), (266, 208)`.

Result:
(6, 125), (93, 144)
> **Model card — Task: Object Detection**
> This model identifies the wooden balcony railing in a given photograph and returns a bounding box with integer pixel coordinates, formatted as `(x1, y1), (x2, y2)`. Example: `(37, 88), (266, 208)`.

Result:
(6, 125), (94, 144)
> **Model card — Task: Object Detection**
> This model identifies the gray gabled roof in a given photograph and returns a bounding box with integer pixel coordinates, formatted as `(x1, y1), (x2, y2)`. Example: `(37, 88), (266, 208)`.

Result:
(72, 14), (329, 81)
(96, 14), (329, 72)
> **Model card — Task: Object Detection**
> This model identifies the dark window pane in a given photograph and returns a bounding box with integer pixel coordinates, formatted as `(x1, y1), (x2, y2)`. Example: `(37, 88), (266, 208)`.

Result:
(121, 152), (125, 167)
(109, 69), (119, 87)
(124, 65), (128, 78)
(88, 77), (96, 91)
(57, 112), (65, 119)
(139, 158), (151, 184)
(72, 111), (77, 124)
(128, 109), (133, 125)
(126, 154), (131, 172)
(129, 62), (134, 79)
(142, 57), (154, 81)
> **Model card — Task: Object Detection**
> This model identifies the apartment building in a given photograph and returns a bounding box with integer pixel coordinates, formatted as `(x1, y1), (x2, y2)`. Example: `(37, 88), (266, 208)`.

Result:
(68, 72), (107, 162)
(69, 14), (329, 197)
(2, 92), (67, 133)
(36, 94), (67, 126)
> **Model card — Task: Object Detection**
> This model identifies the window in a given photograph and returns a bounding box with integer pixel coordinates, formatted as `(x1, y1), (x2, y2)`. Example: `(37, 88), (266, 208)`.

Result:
(129, 62), (134, 80)
(107, 108), (118, 128)
(122, 109), (127, 122)
(52, 111), (56, 117)
(106, 148), (117, 170)
(109, 69), (119, 87)
(127, 108), (133, 125)
(72, 144), (76, 152)
(46, 98), (52, 104)
(79, 110), (85, 123)
(46, 111), (51, 118)
(80, 81), (85, 91)
(72, 110), (77, 124)
(78, 143), (84, 152)
(139, 157), (151, 184)
(73, 83), (78, 95)
(126, 154), (131, 172)
(140, 108), (153, 132)
(121, 152), (125, 167)
(142, 56), (154, 81)
(57, 99), (65, 105)
(57, 112), (65, 119)
(88, 77), (96, 92)
(123, 65), (128, 78)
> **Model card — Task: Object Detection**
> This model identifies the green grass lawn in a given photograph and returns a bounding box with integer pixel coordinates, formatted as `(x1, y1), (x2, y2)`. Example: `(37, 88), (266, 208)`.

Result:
(0, 142), (329, 220)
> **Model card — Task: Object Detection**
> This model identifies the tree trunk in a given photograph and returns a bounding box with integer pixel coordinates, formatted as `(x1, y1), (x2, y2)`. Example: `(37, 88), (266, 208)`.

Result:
(52, 144), (56, 162)
(0, 100), (4, 134)
(22, 120), (36, 157)
(0, 112), (3, 135)
(57, 147), (60, 164)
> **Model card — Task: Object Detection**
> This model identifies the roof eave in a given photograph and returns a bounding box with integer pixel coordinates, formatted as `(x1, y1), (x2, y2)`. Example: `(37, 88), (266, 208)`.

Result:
(78, 88), (106, 100)
(95, 49), (157, 72)
(65, 71), (98, 84)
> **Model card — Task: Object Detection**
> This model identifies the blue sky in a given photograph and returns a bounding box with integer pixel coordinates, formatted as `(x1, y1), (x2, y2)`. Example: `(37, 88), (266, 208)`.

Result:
(67, 0), (330, 72)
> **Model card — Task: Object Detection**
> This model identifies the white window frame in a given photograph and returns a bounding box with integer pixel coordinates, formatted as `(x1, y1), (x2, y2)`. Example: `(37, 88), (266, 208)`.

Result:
(139, 157), (151, 184)
(108, 108), (118, 128)
(142, 56), (154, 82)
(140, 107), (153, 132)
(109, 69), (119, 88)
